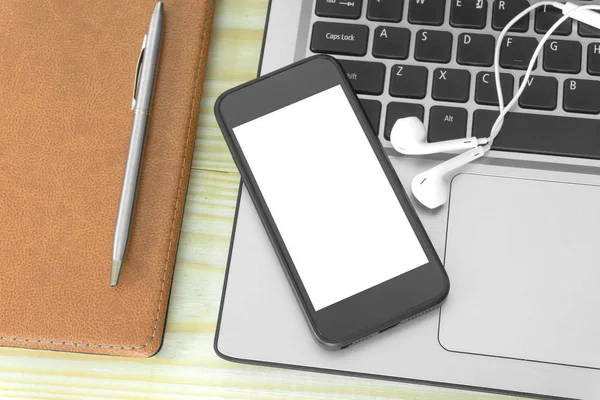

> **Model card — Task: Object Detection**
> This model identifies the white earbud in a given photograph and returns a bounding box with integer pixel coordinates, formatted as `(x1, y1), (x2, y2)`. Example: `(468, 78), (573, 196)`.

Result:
(390, 117), (488, 155)
(411, 147), (486, 209)
(388, 2), (600, 210)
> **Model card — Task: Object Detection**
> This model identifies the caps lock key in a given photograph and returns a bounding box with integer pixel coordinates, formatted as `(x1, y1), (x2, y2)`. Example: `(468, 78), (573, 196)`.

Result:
(311, 22), (369, 56)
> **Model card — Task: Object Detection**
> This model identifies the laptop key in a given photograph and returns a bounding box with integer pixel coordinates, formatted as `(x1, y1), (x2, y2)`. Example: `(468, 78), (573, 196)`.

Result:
(518, 75), (558, 111)
(390, 65), (428, 99)
(384, 102), (425, 140)
(373, 26), (411, 59)
(457, 33), (495, 66)
(500, 36), (538, 70)
(428, 106), (468, 142)
(432, 68), (471, 103)
(543, 40), (581, 74)
(587, 43), (600, 75)
(408, 0), (446, 26)
(535, 5), (572, 35)
(450, 0), (487, 29)
(338, 60), (386, 95)
(316, 0), (363, 19)
(492, 0), (530, 32)
(475, 71), (514, 106)
(310, 22), (369, 56)
(415, 30), (453, 63)
(579, 14), (600, 38)
(368, 0), (404, 22)
(563, 79), (600, 114)
(359, 99), (382, 134)
(473, 110), (600, 160)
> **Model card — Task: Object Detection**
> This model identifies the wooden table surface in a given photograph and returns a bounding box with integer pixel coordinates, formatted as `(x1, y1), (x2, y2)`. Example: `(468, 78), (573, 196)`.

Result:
(0, 1), (523, 399)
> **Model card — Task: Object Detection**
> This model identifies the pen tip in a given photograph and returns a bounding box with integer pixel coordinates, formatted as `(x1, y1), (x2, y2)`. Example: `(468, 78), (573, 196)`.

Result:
(110, 260), (122, 287)
(155, 2), (163, 11)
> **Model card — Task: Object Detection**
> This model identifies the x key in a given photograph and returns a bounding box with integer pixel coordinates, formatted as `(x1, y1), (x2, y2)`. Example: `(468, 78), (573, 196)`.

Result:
(432, 68), (471, 103)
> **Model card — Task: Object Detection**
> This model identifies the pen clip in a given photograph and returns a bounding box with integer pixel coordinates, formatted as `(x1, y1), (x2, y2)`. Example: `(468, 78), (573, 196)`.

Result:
(132, 34), (148, 110)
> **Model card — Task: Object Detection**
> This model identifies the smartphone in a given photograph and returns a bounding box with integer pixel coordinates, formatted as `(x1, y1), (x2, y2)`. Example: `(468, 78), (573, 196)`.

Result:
(215, 55), (449, 350)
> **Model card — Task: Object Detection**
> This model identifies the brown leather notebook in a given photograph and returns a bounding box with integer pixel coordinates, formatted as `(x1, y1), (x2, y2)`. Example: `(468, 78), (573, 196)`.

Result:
(0, 0), (214, 357)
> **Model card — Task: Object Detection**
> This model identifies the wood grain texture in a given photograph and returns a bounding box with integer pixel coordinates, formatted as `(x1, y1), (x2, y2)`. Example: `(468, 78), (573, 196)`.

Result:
(0, 0), (524, 398)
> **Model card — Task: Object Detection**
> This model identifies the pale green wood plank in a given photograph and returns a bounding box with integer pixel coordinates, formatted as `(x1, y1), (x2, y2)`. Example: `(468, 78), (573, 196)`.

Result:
(193, 0), (268, 174)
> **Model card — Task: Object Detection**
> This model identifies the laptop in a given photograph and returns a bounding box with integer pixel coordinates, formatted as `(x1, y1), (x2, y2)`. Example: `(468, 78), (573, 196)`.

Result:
(215, 1), (600, 398)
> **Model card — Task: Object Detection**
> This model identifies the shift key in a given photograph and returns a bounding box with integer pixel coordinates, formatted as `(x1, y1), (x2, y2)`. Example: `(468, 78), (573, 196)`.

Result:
(311, 22), (369, 56)
(338, 60), (386, 95)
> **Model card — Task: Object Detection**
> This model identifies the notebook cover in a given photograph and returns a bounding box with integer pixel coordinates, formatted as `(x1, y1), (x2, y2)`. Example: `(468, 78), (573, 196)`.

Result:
(0, 0), (214, 357)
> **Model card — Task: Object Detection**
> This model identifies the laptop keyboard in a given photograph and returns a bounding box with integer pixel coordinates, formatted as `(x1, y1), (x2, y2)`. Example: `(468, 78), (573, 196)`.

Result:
(308, 0), (600, 160)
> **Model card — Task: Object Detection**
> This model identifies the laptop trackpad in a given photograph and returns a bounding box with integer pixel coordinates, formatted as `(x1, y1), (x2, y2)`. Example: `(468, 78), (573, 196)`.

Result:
(438, 173), (600, 369)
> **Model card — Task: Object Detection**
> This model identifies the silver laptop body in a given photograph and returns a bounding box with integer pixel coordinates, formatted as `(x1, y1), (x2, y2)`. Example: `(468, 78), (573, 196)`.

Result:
(215, 1), (600, 398)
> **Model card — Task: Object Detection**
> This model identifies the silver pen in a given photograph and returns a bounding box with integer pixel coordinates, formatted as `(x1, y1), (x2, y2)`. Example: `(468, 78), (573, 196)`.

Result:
(111, 2), (164, 287)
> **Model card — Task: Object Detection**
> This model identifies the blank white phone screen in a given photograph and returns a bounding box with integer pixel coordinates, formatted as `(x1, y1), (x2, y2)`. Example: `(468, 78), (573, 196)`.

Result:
(233, 85), (428, 311)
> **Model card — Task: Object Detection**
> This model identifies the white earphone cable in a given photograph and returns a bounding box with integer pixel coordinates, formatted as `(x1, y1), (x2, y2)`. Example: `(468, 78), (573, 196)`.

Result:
(395, 1), (600, 209)
(491, 1), (563, 125)
(485, 2), (600, 152)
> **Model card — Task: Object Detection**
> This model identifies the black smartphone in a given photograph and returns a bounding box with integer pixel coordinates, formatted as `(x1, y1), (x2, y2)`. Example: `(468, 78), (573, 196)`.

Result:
(214, 55), (449, 350)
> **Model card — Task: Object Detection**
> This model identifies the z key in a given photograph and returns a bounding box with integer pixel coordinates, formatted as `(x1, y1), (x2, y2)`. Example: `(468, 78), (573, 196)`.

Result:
(390, 64), (429, 99)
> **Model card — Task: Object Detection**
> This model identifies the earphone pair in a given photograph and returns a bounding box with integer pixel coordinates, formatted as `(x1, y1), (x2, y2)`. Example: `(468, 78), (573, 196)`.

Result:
(390, 1), (600, 210)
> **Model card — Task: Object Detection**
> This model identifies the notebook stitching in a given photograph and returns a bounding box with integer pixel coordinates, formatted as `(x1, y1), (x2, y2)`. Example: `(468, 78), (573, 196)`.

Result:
(0, 0), (213, 351)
